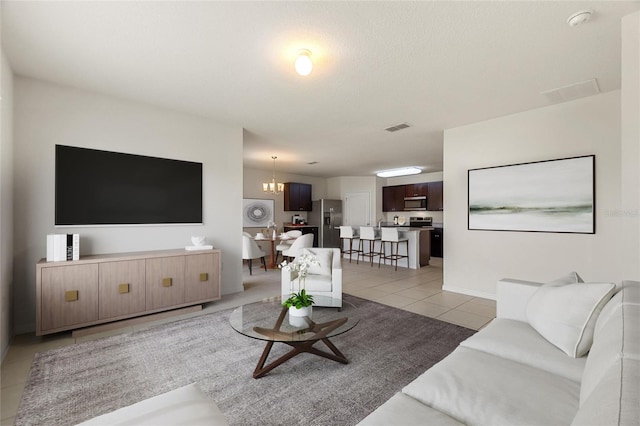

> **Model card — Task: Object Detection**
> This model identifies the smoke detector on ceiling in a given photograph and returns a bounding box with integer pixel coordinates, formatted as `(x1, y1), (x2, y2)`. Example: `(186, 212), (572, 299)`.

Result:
(567, 10), (593, 27)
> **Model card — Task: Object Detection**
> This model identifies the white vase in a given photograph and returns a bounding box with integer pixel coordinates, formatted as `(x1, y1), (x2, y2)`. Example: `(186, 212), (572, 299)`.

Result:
(288, 305), (312, 327)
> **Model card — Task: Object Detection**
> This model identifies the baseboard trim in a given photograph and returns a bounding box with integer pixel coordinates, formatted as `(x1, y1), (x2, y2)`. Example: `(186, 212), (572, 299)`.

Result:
(442, 285), (496, 301)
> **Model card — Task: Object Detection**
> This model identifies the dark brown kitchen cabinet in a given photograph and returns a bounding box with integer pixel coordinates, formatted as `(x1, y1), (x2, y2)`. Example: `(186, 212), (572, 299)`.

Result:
(427, 181), (443, 211)
(284, 182), (312, 211)
(405, 183), (429, 197)
(382, 185), (405, 212)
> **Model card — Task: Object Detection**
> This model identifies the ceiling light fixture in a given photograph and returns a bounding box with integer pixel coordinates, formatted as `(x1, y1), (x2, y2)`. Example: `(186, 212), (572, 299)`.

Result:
(295, 50), (313, 76)
(376, 167), (422, 178)
(263, 156), (285, 194)
(567, 9), (593, 27)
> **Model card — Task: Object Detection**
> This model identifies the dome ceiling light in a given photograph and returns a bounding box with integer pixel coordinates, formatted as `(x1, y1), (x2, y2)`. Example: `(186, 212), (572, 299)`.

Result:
(295, 49), (313, 76)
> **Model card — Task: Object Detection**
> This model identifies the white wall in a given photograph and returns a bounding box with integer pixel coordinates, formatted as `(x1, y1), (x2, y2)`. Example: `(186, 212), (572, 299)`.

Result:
(242, 167), (327, 230)
(621, 11), (640, 280)
(1, 51), (14, 358)
(443, 91), (622, 298)
(13, 78), (244, 333)
(327, 176), (380, 225)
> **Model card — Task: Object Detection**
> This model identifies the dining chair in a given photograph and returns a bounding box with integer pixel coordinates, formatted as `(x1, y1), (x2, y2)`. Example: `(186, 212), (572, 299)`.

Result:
(242, 235), (267, 275)
(282, 233), (314, 261)
(275, 230), (302, 264)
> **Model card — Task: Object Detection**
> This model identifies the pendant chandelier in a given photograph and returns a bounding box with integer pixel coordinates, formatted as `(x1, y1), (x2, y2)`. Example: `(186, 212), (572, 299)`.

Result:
(263, 156), (284, 194)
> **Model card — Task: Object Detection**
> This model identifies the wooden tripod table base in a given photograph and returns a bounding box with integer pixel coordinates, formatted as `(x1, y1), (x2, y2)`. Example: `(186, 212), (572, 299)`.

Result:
(252, 308), (349, 379)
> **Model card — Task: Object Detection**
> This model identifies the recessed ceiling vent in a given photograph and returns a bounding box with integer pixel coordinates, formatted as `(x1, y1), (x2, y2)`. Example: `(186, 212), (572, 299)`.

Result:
(541, 78), (600, 104)
(307, 161), (319, 165)
(384, 122), (411, 132)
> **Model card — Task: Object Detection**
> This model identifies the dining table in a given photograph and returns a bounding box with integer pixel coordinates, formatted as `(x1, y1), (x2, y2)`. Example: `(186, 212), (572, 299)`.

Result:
(254, 234), (296, 269)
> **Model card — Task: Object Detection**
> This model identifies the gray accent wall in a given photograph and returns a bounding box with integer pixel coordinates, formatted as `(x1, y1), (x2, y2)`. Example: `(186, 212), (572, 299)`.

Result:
(12, 78), (244, 334)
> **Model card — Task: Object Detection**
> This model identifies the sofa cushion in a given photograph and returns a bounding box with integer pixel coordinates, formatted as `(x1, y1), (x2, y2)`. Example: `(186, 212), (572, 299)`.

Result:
(460, 318), (586, 382)
(579, 282), (640, 405)
(572, 358), (640, 426)
(76, 383), (228, 426)
(525, 281), (615, 357)
(302, 248), (333, 277)
(550, 271), (584, 285)
(357, 392), (464, 426)
(403, 346), (580, 426)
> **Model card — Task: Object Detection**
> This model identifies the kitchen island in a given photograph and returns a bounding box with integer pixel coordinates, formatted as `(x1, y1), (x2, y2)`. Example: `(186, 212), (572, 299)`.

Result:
(341, 226), (432, 269)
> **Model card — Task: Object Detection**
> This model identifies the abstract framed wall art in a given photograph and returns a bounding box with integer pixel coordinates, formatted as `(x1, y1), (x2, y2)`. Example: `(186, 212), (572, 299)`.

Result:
(243, 198), (275, 228)
(468, 155), (595, 234)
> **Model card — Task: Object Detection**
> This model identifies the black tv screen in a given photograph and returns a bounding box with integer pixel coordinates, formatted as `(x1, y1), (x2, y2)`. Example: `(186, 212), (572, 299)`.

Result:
(55, 145), (203, 225)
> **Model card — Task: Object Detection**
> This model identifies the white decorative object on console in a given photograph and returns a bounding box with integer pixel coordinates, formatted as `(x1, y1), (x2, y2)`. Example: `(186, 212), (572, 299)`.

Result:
(186, 236), (213, 251)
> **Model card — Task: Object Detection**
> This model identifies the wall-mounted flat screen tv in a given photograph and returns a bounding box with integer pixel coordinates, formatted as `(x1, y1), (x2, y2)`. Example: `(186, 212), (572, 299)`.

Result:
(55, 145), (203, 225)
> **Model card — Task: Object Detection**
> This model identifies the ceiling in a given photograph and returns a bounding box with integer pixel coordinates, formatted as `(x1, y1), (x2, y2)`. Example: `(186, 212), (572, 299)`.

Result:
(2, 1), (639, 178)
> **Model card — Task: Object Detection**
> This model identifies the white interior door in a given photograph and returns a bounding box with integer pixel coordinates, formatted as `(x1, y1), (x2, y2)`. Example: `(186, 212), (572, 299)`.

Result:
(344, 192), (371, 227)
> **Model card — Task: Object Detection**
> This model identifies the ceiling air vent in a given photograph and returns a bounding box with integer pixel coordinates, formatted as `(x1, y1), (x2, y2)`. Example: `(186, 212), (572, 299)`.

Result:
(384, 122), (411, 132)
(541, 78), (600, 104)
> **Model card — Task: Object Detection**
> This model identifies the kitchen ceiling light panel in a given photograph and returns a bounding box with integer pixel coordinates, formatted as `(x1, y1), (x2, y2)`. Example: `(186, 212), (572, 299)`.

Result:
(376, 167), (422, 178)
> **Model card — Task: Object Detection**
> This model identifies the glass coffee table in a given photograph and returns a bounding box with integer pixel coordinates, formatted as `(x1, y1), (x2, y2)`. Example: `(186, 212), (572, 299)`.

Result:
(229, 296), (359, 378)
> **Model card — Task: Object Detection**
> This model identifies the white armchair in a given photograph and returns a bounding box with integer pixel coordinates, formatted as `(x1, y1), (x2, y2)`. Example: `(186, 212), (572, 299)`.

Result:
(281, 248), (342, 307)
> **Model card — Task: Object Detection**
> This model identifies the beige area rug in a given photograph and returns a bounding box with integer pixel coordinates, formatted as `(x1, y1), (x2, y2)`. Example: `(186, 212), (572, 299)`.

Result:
(16, 295), (475, 425)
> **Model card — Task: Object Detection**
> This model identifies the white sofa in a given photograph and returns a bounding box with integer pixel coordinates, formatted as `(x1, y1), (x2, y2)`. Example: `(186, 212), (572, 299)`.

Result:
(359, 275), (640, 425)
(281, 247), (342, 307)
(77, 383), (228, 426)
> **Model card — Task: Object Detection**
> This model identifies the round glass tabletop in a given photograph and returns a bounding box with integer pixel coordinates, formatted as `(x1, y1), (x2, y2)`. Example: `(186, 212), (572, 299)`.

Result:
(229, 295), (359, 343)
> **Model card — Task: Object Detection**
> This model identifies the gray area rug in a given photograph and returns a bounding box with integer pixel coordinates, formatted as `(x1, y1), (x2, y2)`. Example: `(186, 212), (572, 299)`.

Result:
(16, 295), (475, 425)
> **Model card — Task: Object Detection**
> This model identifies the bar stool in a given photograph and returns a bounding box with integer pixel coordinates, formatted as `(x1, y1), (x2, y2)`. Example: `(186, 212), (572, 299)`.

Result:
(379, 228), (409, 270)
(357, 226), (380, 266)
(339, 226), (361, 263)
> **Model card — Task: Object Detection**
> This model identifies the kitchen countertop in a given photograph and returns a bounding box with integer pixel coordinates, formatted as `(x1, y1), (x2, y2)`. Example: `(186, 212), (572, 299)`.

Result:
(379, 226), (433, 231)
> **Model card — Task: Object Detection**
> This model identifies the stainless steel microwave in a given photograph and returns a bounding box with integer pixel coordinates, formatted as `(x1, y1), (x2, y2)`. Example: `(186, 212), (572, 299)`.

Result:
(404, 196), (427, 211)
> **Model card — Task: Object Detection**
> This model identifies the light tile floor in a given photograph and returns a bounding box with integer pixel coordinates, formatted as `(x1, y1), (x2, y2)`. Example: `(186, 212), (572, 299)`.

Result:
(0, 256), (495, 424)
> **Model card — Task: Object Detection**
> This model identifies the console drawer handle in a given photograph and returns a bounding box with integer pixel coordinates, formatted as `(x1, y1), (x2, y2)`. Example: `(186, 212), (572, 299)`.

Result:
(119, 283), (130, 294)
(199, 273), (209, 282)
(65, 290), (79, 302)
(162, 278), (173, 287)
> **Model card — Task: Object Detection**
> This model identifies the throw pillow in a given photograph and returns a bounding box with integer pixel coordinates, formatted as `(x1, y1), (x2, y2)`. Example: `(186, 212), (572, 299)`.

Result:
(548, 271), (584, 285)
(303, 249), (333, 277)
(526, 280), (616, 358)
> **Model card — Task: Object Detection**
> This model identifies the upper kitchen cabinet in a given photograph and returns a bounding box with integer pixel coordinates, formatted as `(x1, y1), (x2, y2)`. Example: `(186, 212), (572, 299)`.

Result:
(382, 185), (405, 212)
(405, 183), (429, 197)
(427, 181), (443, 211)
(284, 182), (312, 211)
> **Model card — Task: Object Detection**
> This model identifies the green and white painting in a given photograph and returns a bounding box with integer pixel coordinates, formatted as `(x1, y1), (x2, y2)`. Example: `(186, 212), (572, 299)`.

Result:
(468, 155), (594, 234)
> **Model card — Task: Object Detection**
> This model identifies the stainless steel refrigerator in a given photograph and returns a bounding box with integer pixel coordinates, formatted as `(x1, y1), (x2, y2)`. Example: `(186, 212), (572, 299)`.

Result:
(308, 199), (342, 248)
